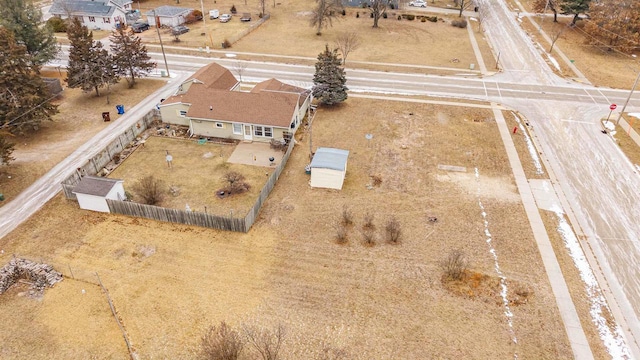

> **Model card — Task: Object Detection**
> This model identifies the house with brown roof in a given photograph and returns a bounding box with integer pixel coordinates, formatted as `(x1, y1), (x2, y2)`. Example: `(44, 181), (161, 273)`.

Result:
(159, 62), (312, 143)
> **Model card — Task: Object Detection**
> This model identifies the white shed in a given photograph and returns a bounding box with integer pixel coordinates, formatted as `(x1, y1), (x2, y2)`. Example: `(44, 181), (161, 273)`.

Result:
(73, 176), (125, 213)
(310, 147), (349, 190)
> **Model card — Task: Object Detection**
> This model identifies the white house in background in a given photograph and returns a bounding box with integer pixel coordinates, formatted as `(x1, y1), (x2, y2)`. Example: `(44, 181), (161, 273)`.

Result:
(159, 62), (312, 143)
(73, 176), (125, 213)
(49, 0), (133, 30)
(145, 6), (193, 27)
(309, 147), (350, 190)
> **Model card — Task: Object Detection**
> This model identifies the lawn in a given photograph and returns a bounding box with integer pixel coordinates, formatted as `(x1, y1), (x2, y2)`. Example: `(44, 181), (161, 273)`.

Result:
(107, 136), (273, 216)
(0, 96), (596, 359)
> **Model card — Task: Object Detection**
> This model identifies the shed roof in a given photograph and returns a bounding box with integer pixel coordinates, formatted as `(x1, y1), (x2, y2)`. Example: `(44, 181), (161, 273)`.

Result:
(145, 5), (193, 17)
(310, 147), (349, 171)
(72, 176), (123, 197)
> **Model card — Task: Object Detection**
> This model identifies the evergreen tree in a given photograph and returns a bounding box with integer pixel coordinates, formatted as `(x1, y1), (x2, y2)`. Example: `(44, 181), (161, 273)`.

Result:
(0, 0), (58, 67)
(66, 18), (119, 97)
(312, 45), (348, 106)
(0, 27), (57, 135)
(560, 0), (591, 24)
(110, 25), (156, 88)
(0, 136), (15, 167)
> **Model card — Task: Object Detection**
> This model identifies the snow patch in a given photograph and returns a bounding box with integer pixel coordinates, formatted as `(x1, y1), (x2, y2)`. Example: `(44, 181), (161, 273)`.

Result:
(603, 120), (616, 131)
(512, 113), (544, 175)
(547, 54), (561, 72)
(627, 112), (640, 119)
(550, 205), (631, 359)
(475, 168), (518, 359)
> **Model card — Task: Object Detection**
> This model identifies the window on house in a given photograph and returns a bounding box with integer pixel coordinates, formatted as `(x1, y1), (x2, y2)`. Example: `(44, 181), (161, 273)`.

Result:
(264, 127), (273, 137)
(89, 16), (95, 22)
(232, 123), (242, 134)
(254, 126), (263, 136)
(179, 110), (187, 117)
(104, 18), (110, 23)
(215, 122), (224, 128)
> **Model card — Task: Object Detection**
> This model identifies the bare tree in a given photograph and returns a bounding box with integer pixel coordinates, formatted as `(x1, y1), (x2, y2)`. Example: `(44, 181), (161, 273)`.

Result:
(232, 61), (248, 85)
(453, 0), (474, 17)
(549, 23), (569, 52)
(243, 324), (287, 360)
(259, 0), (266, 16)
(201, 321), (245, 360)
(370, 0), (388, 28)
(133, 175), (165, 205)
(334, 32), (360, 64)
(310, 0), (342, 35)
(440, 249), (468, 281)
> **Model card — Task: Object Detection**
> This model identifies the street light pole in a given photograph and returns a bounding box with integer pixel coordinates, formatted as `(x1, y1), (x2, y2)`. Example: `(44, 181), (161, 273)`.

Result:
(153, 10), (170, 78)
(615, 69), (640, 125)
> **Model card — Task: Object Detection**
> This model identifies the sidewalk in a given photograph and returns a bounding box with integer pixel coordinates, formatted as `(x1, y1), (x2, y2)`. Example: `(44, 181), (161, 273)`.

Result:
(491, 104), (594, 360)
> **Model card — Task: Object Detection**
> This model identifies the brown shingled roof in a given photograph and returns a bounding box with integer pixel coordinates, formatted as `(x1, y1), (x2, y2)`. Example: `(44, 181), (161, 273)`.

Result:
(72, 176), (123, 197)
(251, 78), (306, 94)
(187, 62), (239, 90)
(184, 85), (300, 128)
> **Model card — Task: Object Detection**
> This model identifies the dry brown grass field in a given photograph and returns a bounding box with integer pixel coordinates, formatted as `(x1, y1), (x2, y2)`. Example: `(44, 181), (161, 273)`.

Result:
(0, 71), (166, 205)
(2, 96), (615, 359)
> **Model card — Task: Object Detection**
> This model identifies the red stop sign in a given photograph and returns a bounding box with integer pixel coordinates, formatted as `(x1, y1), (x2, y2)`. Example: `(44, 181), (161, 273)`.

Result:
(610, 104), (617, 110)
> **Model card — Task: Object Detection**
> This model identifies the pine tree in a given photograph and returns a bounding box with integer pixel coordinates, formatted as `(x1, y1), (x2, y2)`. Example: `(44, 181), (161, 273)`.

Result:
(0, 136), (15, 167)
(66, 18), (119, 97)
(0, 27), (58, 135)
(312, 45), (348, 106)
(110, 25), (156, 88)
(0, 0), (58, 67)
(560, 0), (591, 24)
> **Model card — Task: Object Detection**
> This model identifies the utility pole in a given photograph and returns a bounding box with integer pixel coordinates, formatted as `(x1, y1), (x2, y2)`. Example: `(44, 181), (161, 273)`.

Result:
(153, 10), (170, 78)
(200, 0), (206, 29)
(615, 69), (640, 125)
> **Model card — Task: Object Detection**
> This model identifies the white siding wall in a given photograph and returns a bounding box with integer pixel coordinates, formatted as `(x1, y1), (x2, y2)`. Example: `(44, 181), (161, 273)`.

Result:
(310, 168), (345, 190)
(106, 183), (126, 201)
(77, 194), (110, 213)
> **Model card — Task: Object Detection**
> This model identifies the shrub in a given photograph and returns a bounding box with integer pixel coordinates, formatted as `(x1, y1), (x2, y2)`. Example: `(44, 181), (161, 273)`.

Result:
(201, 321), (244, 360)
(370, 12), (373, 18)
(361, 228), (375, 246)
(385, 217), (401, 244)
(451, 19), (467, 28)
(222, 39), (231, 48)
(356, 12), (360, 18)
(46, 17), (67, 32)
(230, 4), (237, 13)
(335, 223), (348, 244)
(223, 171), (249, 194)
(363, 212), (375, 230)
(133, 175), (165, 205)
(390, 3), (395, 9)
(406, 14), (415, 21)
(421, 17), (426, 22)
(428, 16), (438, 22)
(382, 12), (387, 18)
(341, 9), (346, 16)
(341, 206), (354, 226)
(440, 250), (468, 281)
(397, 15), (402, 20)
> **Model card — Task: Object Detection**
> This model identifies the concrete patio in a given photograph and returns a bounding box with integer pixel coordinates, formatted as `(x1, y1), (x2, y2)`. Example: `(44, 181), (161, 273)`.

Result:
(227, 142), (285, 167)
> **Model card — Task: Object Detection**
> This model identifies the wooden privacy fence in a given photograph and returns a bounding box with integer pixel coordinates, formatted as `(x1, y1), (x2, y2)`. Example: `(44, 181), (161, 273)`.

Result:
(61, 109), (159, 200)
(106, 139), (296, 232)
(107, 200), (249, 232)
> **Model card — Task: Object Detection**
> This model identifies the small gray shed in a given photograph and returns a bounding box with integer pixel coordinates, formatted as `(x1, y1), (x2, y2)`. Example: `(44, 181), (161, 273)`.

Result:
(73, 176), (125, 213)
(310, 147), (349, 190)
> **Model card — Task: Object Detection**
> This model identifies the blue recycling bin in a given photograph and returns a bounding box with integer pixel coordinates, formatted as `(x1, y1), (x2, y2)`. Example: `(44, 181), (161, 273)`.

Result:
(116, 105), (125, 114)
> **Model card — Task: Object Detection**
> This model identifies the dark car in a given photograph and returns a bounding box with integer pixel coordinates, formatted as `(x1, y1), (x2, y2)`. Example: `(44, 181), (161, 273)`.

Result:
(171, 25), (189, 35)
(240, 13), (251, 22)
(130, 22), (149, 33)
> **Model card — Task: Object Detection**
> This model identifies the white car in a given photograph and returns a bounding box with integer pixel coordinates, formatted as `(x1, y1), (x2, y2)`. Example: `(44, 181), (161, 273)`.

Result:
(220, 14), (232, 22)
(409, 0), (427, 7)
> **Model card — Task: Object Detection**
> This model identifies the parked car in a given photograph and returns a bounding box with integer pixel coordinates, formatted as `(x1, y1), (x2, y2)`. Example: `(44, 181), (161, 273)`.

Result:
(171, 25), (189, 35)
(240, 13), (251, 22)
(220, 13), (232, 22)
(130, 21), (149, 33)
(209, 9), (219, 19)
(409, 0), (427, 7)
